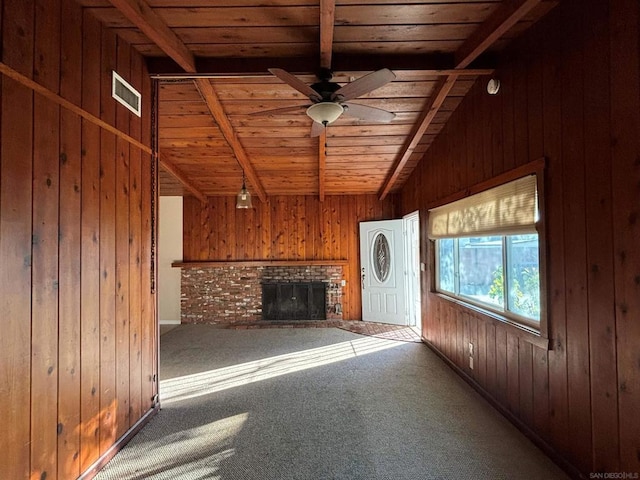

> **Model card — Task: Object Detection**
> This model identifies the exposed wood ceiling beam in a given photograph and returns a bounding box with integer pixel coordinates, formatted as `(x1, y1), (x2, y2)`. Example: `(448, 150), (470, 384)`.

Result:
(318, 0), (334, 200)
(456, 0), (542, 69)
(319, 130), (327, 202)
(320, 0), (336, 69)
(159, 157), (207, 203)
(379, 0), (542, 200)
(107, 0), (196, 73)
(146, 54), (494, 77)
(378, 76), (457, 199)
(108, 0), (267, 202)
(194, 78), (267, 202)
(151, 68), (495, 81)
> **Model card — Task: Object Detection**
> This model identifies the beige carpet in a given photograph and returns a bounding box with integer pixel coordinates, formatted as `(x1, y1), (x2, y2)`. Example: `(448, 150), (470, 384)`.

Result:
(95, 326), (569, 480)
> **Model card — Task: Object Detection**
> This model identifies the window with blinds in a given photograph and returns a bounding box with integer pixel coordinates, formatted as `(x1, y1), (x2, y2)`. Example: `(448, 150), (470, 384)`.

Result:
(428, 175), (538, 239)
(430, 174), (542, 329)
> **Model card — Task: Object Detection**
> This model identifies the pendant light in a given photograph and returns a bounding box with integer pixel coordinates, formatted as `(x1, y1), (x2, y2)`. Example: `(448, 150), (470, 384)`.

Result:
(236, 171), (253, 209)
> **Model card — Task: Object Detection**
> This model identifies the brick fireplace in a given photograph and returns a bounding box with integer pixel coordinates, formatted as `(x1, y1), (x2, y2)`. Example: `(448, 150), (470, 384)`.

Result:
(177, 261), (346, 324)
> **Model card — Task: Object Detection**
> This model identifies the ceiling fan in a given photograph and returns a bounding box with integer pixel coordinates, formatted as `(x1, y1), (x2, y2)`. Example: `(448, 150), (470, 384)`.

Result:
(253, 67), (397, 137)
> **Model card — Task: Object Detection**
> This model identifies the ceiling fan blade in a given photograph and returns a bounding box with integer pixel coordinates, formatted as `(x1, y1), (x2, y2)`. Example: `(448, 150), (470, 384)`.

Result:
(331, 68), (396, 102)
(310, 121), (324, 138)
(249, 104), (310, 116)
(269, 68), (322, 102)
(342, 102), (396, 123)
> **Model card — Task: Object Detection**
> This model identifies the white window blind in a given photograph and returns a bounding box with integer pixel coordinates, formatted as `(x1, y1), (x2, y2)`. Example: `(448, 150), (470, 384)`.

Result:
(428, 175), (538, 239)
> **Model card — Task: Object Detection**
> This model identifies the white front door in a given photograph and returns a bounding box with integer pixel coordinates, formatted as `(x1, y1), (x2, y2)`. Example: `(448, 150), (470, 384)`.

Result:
(360, 219), (406, 325)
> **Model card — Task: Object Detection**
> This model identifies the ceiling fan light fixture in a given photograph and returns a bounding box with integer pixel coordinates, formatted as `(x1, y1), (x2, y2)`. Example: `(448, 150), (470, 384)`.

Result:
(306, 102), (344, 125)
(236, 175), (253, 209)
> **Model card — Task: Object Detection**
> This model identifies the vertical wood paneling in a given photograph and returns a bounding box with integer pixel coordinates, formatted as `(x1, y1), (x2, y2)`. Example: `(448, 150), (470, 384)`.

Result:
(461, 312), (470, 375)
(1, 2), (156, 478)
(583, 0), (619, 473)
(495, 328), (507, 405)
(532, 346), (550, 439)
(99, 26), (118, 455)
(184, 194), (395, 319)
(211, 199), (221, 260)
(115, 36), (131, 440)
(506, 333), (520, 416)
(465, 86), (479, 186)
(0, 1), (34, 477)
(559, 1), (591, 470)
(58, 1), (82, 476)
(239, 200), (248, 258)
(320, 198), (331, 259)
(128, 48), (143, 428)
(500, 65), (515, 172)
(518, 341), (533, 427)
(353, 196), (366, 319)
(225, 197), (236, 259)
(182, 196), (195, 260)
(261, 198), (272, 259)
(610, 0), (640, 473)
(480, 85), (492, 180)
(476, 317), (486, 385)
(540, 4), (569, 457)
(526, 30), (544, 163)
(252, 199), (263, 259)
(456, 311), (464, 368)
(296, 196), (306, 259)
(200, 200), (210, 259)
(488, 82), (503, 177)
(512, 55), (528, 168)
(31, 0), (61, 477)
(485, 322), (496, 395)
(343, 196), (355, 320)
(190, 197), (202, 258)
(79, 10), (102, 470)
(287, 196), (296, 257)
(398, 0), (640, 475)
(446, 304), (455, 361)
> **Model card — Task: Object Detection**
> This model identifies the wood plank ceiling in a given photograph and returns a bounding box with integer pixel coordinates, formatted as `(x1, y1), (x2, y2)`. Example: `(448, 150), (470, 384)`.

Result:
(80, 0), (557, 200)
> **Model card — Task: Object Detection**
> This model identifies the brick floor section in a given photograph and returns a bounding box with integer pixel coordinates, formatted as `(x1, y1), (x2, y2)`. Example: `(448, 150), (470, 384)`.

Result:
(339, 322), (422, 343)
(225, 320), (422, 343)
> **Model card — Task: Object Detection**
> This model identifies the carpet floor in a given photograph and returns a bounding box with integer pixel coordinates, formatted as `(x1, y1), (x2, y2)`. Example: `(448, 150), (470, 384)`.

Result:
(95, 326), (569, 480)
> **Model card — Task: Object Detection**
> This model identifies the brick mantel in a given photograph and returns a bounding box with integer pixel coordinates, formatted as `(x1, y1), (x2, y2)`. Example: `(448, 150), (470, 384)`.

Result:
(173, 260), (349, 268)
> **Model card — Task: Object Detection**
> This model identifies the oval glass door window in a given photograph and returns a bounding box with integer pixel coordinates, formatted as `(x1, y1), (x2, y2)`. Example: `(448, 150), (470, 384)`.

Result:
(372, 232), (391, 282)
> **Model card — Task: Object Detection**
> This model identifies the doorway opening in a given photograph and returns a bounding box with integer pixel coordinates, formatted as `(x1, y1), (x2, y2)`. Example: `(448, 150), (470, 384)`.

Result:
(403, 211), (421, 332)
(159, 196), (183, 337)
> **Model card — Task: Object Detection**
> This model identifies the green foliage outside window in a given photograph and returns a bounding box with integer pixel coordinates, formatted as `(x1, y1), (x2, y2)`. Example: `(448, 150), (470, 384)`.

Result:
(488, 265), (505, 305)
(489, 265), (540, 319)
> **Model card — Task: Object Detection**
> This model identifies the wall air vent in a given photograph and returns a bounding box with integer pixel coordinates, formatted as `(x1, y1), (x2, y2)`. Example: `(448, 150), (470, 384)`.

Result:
(112, 71), (141, 117)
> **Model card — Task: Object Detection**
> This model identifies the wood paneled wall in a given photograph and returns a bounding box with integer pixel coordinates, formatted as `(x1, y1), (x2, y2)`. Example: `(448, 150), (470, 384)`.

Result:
(399, 0), (639, 476)
(183, 194), (396, 320)
(0, 1), (157, 479)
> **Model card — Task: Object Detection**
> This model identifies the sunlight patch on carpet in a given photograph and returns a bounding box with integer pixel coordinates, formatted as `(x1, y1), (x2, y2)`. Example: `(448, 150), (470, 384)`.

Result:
(160, 336), (403, 404)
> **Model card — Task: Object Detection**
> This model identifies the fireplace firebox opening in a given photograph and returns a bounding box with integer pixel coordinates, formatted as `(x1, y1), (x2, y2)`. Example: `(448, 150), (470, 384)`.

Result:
(262, 282), (327, 320)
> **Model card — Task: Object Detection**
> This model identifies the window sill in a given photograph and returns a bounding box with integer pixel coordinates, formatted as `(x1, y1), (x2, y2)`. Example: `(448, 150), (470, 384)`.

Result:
(432, 292), (549, 350)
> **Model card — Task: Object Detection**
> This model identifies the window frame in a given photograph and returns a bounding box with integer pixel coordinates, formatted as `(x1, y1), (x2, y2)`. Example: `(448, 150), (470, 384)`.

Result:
(427, 159), (548, 340)
(434, 234), (541, 331)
